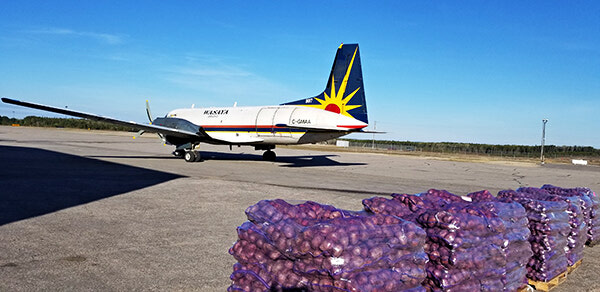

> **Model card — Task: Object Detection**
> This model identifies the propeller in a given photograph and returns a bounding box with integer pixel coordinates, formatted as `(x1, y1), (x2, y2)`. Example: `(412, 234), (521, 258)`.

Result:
(132, 100), (153, 139)
(142, 99), (166, 143)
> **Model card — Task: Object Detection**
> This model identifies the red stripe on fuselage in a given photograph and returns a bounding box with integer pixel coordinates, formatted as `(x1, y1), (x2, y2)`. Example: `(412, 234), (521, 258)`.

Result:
(202, 125), (284, 128)
(337, 125), (367, 129)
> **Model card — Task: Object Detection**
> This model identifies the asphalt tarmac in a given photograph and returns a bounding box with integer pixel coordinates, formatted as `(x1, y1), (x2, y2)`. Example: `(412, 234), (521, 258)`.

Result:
(1, 126), (599, 291)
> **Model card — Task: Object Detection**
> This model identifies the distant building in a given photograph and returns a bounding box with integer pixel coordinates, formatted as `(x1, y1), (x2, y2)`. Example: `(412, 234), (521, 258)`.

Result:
(336, 140), (350, 147)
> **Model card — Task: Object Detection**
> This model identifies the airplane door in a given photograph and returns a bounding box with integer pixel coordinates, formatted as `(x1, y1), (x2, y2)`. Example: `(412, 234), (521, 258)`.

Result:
(273, 107), (293, 137)
(255, 107), (277, 137)
(255, 107), (293, 137)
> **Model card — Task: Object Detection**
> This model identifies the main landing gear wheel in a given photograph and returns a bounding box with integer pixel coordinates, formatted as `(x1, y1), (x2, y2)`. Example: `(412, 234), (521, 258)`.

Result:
(184, 151), (195, 162)
(263, 150), (276, 161)
(184, 151), (202, 162)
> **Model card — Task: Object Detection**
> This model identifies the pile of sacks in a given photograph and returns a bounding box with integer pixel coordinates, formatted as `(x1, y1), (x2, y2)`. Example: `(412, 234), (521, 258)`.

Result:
(514, 187), (586, 266)
(230, 185), (596, 291)
(466, 190), (533, 291)
(539, 185), (600, 246)
(496, 186), (598, 281)
(364, 189), (532, 291)
(496, 189), (570, 282)
(228, 200), (428, 291)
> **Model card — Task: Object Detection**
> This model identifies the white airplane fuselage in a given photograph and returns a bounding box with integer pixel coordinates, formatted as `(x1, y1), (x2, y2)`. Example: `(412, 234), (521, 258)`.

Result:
(166, 104), (368, 145)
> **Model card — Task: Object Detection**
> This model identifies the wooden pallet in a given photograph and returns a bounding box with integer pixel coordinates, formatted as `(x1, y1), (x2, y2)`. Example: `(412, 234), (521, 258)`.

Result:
(526, 259), (583, 291)
(527, 271), (568, 291)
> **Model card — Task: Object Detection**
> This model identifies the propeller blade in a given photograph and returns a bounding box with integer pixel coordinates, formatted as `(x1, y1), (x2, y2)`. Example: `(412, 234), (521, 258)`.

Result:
(145, 100), (153, 123)
(158, 133), (166, 143)
(133, 129), (145, 139)
(145, 99), (167, 143)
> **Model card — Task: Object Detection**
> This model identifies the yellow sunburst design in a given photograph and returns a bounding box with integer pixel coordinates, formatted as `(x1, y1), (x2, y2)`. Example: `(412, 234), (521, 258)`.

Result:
(303, 47), (362, 119)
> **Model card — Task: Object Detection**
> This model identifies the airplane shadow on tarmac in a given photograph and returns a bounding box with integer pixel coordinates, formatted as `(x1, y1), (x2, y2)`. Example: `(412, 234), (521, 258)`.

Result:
(203, 151), (367, 168)
(90, 151), (367, 168)
(0, 145), (184, 226)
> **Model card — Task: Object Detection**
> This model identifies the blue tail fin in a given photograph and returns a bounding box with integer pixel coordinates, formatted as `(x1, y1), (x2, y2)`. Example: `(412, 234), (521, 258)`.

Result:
(282, 43), (368, 124)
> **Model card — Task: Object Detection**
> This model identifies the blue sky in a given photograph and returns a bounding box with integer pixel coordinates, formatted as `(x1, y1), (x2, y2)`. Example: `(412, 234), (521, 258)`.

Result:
(1, 1), (599, 147)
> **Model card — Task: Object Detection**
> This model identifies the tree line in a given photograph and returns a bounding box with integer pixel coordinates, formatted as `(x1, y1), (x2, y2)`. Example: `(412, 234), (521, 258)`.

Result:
(345, 139), (600, 158)
(0, 115), (136, 132)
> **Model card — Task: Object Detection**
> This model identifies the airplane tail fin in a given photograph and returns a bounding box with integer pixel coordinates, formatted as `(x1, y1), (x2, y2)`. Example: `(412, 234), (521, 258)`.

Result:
(282, 43), (368, 124)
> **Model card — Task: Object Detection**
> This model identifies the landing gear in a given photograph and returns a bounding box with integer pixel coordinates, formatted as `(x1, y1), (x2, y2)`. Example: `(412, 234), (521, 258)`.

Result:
(184, 150), (202, 162)
(179, 143), (202, 162)
(256, 145), (277, 162)
(263, 150), (276, 161)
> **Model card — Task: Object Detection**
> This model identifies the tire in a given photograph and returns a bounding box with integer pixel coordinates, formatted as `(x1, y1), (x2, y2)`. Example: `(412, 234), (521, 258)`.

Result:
(194, 151), (202, 162)
(263, 150), (276, 161)
(184, 151), (197, 162)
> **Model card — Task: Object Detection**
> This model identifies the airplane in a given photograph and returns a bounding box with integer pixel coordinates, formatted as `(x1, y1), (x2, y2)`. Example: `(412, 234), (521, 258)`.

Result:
(2, 43), (374, 162)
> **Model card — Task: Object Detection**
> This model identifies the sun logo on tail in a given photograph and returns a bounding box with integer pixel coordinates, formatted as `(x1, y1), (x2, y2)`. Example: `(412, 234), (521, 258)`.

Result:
(305, 47), (362, 119)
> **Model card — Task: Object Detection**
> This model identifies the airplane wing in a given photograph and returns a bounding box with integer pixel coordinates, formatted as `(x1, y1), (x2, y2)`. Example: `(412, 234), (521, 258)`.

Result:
(1, 97), (200, 139)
